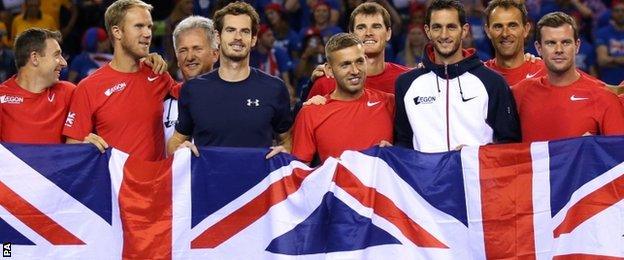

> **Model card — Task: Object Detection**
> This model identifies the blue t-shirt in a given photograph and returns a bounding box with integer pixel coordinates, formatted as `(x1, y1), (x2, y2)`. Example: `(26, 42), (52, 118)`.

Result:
(576, 38), (596, 73)
(595, 25), (624, 85)
(176, 67), (293, 148)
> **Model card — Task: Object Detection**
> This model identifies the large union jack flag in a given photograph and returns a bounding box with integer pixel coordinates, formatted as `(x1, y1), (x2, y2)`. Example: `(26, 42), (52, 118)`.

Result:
(0, 136), (622, 259)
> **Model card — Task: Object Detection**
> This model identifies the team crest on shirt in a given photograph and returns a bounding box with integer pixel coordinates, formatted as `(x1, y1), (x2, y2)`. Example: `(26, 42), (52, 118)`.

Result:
(0, 95), (24, 104)
(104, 82), (127, 96)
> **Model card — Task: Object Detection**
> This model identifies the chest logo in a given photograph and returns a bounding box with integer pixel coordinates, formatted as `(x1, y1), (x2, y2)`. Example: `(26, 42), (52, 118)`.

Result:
(247, 99), (260, 107)
(413, 96), (436, 105)
(0, 95), (24, 104)
(104, 82), (127, 96)
(367, 101), (381, 107)
(570, 95), (589, 101)
(147, 76), (159, 82)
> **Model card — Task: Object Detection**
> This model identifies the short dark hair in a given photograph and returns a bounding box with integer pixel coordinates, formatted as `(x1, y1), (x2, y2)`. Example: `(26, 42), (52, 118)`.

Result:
(348, 2), (391, 32)
(536, 11), (578, 43)
(214, 1), (260, 36)
(425, 0), (466, 26)
(13, 28), (62, 69)
(484, 0), (528, 26)
(325, 33), (362, 61)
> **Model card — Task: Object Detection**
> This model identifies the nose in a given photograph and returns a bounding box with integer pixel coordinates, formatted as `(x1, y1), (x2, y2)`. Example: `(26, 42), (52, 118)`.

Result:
(59, 55), (68, 67)
(502, 26), (510, 37)
(349, 63), (360, 74)
(365, 26), (373, 36)
(554, 42), (564, 53)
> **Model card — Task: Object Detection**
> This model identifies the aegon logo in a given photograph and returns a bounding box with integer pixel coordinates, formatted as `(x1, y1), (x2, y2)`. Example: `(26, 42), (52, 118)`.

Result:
(104, 82), (127, 96)
(413, 96), (436, 105)
(0, 95), (24, 104)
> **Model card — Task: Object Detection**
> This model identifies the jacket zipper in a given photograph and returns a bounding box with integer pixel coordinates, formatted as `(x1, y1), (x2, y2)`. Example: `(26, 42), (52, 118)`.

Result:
(444, 64), (450, 151)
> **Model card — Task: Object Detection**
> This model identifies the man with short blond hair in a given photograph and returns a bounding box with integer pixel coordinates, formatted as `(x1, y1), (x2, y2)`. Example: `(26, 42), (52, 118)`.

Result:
(64, 0), (179, 160)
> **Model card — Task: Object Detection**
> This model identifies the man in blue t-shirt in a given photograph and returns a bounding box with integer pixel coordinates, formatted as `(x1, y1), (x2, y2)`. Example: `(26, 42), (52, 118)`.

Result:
(167, 2), (293, 158)
(596, 2), (624, 85)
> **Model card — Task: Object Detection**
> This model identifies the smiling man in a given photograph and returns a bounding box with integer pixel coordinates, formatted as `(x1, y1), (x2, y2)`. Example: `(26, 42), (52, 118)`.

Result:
(0, 28), (74, 143)
(512, 12), (624, 142)
(291, 33), (393, 164)
(305, 2), (408, 98)
(483, 0), (547, 86)
(394, 0), (520, 152)
(167, 1), (292, 158)
(63, 0), (179, 160)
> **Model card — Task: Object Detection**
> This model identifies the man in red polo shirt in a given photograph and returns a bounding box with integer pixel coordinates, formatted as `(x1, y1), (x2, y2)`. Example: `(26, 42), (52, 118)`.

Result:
(513, 12), (624, 142)
(63, 0), (178, 160)
(305, 2), (408, 98)
(292, 33), (393, 164)
(0, 28), (74, 144)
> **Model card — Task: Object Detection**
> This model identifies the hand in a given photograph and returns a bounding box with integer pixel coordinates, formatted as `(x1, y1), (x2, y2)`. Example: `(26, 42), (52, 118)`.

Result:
(266, 145), (288, 159)
(83, 133), (108, 153)
(379, 140), (393, 147)
(454, 144), (466, 151)
(142, 53), (168, 74)
(311, 63), (332, 81)
(303, 95), (327, 106)
(582, 131), (593, 136)
(177, 141), (199, 157)
(524, 53), (542, 63)
(415, 62), (424, 69)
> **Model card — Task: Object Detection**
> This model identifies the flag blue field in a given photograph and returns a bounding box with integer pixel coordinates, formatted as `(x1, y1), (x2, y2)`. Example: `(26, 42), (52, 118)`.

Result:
(0, 137), (622, 259)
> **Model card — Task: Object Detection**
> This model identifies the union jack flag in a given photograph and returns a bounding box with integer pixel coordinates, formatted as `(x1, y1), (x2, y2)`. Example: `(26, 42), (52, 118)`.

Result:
(0, 137), (623, 259)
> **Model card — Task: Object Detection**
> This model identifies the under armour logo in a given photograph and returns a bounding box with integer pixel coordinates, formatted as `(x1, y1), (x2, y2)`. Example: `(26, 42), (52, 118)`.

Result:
(247, 99), (260, 107)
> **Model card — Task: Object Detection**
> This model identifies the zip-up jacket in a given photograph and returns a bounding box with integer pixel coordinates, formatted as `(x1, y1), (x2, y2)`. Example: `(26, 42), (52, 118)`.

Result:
(394, 44), (521, 152)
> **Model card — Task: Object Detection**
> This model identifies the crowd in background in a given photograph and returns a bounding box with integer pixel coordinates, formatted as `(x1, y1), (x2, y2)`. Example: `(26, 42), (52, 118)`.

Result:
(1, 0), (623, 97)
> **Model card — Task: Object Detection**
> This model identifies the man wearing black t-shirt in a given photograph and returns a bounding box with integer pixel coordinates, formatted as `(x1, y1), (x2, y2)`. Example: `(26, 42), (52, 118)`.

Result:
(167, 2), (293, 158)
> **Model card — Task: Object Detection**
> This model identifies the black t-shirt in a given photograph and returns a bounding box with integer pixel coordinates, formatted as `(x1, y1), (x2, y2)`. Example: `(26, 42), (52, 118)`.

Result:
(176, 67), (292, 148)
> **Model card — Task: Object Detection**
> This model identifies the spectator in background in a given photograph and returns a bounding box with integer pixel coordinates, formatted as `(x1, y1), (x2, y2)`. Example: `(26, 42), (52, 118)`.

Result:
(595, 1), (624, 85)
(0, 20), (15, 82)
(572, 15), (598, 76)
(265, 3), (300, 57)
(298, 1), (342, 46)
(40, 0), (78, 37)
(285, 0), (340, 30)
(251, 24), (296, 103)
(11, 0), (57, 43)
(163, 0), (194, 77)
(396, 25), (425, 67)
(67, 27), (112, 83)
(295, 27), (325, 94)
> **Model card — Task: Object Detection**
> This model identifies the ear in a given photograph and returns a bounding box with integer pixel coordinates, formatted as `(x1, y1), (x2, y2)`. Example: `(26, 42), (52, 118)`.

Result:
(460, 23), (470, 40)
(575, 38), (581, 54)
(385, 27), (392, 42)
(111, 25), (122, 41)
(326, 62), (334, 78)
(251, 34), (257, 48)
(211, 49), (219, 63)
(424, 24), (432, 40)
(523, 22), (531, 39)
(29, 51), (39, 66)
(484, 23), (492, 40)
(534, 41), (542, 57)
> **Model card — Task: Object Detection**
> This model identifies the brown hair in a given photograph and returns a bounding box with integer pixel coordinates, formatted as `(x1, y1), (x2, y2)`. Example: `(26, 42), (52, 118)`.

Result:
(14, 28), (62, 68)
(104, 0), (153, 36)
(325, 33), (362, 61)
(484, 0), (528, 26)
(213, 1), (260, 36)
(536, 11), (578, 42)
(348, 2), (391, 32)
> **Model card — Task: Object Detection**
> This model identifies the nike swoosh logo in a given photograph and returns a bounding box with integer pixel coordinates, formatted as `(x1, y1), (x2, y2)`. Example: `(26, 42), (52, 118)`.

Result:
(526, 72), (539, 79)
(367, 101), (381, 107)
(570, 95), (589, 101)
(461, 96), (477, 102)
(48, 93), (55, 102)
(147, 76), (159, 82)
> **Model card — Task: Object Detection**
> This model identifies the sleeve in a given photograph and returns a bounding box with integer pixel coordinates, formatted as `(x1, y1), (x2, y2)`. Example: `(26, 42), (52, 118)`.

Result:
(290, 108), (316, 163)
(306, 78), (333, 100)
(162, 72), (182, 99)
(597, 90), (624, 135)
(393, 73), (414, 149)
(484, 73), (522, 143)
(174, 82), (194, 136)
(62, 84), (94, 141)
(272, 80), (294, 134)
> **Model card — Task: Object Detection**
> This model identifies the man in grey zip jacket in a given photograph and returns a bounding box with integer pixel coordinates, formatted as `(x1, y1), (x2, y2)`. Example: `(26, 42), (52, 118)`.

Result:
(394, 0), (521, 152)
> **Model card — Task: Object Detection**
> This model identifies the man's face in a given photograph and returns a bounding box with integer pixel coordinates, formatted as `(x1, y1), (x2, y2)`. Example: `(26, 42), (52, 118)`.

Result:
(327, 44), (367, 95)
(486, 7), (530, 59)
(117, 7), (152, 60)
(259, 29), (275, 49)
(219, 14), (256, 62)
(613, 4), (624, 26)
(536, 25), (579, 75)
(425, 9), (468, 59)
(313, 5), (330, 25)
(38, 38), (67, 85)
(408, 27), (426, 47)
(352, 13), (391, 56)
(176, 28), (218, 80)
